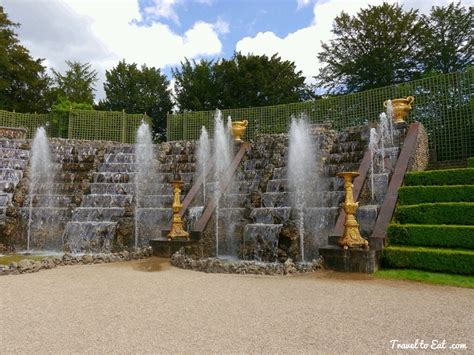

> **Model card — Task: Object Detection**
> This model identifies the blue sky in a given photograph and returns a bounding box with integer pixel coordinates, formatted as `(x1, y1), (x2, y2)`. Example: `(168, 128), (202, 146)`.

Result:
(1, 0), (471, 99)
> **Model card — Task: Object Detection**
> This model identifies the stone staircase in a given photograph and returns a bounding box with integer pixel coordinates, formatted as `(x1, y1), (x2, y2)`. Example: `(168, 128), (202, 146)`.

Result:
(63, 141), (196, 252)
(0, 138), (29, 228)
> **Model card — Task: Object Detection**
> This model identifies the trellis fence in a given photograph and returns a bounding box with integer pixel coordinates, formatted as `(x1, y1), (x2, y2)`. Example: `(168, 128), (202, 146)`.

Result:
(0, 110), (151, 143)
(167, 67), (473, 163)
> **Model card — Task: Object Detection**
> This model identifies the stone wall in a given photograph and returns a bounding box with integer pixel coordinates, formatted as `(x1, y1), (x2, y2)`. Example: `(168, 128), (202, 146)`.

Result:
(0, 126), (27, 140)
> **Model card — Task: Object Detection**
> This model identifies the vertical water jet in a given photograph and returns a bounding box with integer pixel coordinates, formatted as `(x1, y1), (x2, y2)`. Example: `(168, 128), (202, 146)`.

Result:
(196, 126), (211, 204)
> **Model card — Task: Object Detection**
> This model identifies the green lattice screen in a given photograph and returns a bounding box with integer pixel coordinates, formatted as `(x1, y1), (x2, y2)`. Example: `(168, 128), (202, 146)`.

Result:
(0, 110), (57, 138)
(167, 67), (473, 163)
(68, 110), (150, 143)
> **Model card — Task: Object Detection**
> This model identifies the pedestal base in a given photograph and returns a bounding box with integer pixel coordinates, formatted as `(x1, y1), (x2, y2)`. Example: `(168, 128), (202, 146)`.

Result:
(149, 239), (198, 258)
(319, 245), (382, 273)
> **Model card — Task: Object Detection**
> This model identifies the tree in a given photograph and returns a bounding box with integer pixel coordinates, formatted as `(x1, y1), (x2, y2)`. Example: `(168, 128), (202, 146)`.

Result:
(173, 53), (309, 111)
(0, 7), (51, 112)
(51, 60), (98, 104)
(101, 60), (172, 135)
(316, 3), (427, 93)
(172, 58), (219, 111)
(422, 2), (473, 74)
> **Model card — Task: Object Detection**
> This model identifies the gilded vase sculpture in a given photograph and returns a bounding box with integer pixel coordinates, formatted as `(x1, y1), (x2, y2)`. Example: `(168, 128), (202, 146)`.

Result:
(336, 171), (369, 250)
(167, 172), (189, 240)
(384, 96), (415, 125)
(231, 120), (248, 142)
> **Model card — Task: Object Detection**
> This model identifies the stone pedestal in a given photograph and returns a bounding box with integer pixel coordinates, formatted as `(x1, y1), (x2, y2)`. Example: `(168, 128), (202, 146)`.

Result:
(319, 245), (382, 273)
(149, 239), (198, 258)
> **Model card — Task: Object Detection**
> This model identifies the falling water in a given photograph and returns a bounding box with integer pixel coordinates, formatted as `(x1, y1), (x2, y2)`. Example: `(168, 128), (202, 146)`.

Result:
(134, 121), (156, 248)
(379, 113), (390, 172)
(27, 127), (55, 251)
(385, 99), (394, 144)
(368, 128), (379, 201)
(196, 126), (211, 204)
(287, 116), (317, 262)
(213, 110), (232, 257)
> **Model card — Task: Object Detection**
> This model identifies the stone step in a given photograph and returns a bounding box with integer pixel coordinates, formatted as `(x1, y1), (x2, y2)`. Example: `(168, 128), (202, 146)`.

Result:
(326, 151), (364, 165)
(28, 194), (72, 207)
(329, 141), (366, 154)
(89, 183), (184, 195)
(82, 194), (134, 208)
(72, 207), (125, 222)
(0, 139), (29, 150)
(0, 168), (23, 181)
(0, 148), (30, 160)
(0, 180), (18, 192)
(0, 158), (27, 170)
(261, 191), (345, 208)
(221, 193), (250, 207)
(250, 207), (292, 224)
(266, 177), (345, 193)
(63, 221), (117, 252)
(0, 193), (11, 206)
(140, 195), (173, 208)
(242, 223), (283, 261)
(135, 207), (173, 239)
(91, 171), (194, 184)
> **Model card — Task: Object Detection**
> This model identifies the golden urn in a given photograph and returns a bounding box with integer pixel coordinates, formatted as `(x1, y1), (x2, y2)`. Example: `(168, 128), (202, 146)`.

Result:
(384, 96), (415, 125)
(231, 120), (248, 142)
(336, 171), (369, 250)
(167, 176), (189, 240)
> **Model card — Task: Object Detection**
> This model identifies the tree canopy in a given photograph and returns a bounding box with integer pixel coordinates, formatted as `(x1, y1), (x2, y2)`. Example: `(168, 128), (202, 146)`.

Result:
(100, 59), (173, 136)
(422, 2), (473, 74)
(173, 53), (310, 112)
(0, 6), (51, 112)
(316, 2), (473, 93)
(51, 61), (98, 104)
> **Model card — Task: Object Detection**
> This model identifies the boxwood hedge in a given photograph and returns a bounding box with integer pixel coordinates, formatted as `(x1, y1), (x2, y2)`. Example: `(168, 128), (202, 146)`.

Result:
(395, 202), (474, 225)
(388, 224), (474, 249)
(383, 246), (474, 275)
(397, 185), (474, 205)
(404, 168), (474, 186)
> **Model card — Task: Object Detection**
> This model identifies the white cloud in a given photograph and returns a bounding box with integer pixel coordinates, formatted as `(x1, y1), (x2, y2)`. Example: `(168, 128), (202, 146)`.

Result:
(296, 0), (311, 9)
(237, 0), (473, 84)
(1, 0), (224, 99)
(144, 0), (181, 24)
(213, 18), (230, 34)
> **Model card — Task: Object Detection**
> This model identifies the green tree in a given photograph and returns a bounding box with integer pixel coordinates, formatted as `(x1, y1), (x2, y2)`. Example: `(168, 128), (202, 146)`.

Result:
(173, 53), (309, 111)
(0, 7), (51, 112)
(316, 3), (427, 93)
(51, 60), (98, 104)
(51, 96), (94, 137)
(172, 58), (219, 111)
(101, 59), (172, 135)
(422, 2), (473, 74)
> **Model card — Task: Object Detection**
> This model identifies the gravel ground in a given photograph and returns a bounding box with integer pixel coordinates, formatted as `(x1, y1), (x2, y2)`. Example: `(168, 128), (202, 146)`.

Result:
(1, 258), (472, 354)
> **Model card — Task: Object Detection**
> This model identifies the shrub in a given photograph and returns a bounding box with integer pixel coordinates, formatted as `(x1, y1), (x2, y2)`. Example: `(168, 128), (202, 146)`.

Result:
(383, 246), (474, 275)
(397, 185), (474, 205)
(395, 202), (474, 225)
(468, 157), (474, 168)
(388, 224), (474, 249)
(404, 168), (474, 186)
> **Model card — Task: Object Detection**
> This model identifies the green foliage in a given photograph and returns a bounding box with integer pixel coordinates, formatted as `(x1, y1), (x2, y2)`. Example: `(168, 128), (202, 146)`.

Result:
(395, 202), (474, 225)
(388, 224), (474, 249)
(468, 158), (474, 167)
(398, 185), (474, 205)
(51, 60), (98, 104)
(422, 2), (473, 74)
(316, 3), (427, 93)
(404, 168), (474, 186)
(51, 97), (94, 138)
(0, 7), (51, 112)
(375, 269), (474, 288)
(382, 246), (474, 275)
(100, 60), (172, 139)
(173, 53), (309, 112)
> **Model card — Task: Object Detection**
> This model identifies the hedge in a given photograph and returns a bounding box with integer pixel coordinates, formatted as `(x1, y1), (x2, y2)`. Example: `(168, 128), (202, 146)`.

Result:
(388, 224), (474, 249)
(468, 158), (474, 168)
(397, 185), (474, 205)
(383, 246), (474, 275)
(395, 202), (474, 225)
(404, 168), (474, 186)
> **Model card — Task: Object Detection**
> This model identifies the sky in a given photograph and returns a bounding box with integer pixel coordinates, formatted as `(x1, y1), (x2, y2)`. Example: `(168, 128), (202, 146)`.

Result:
(1, 0), (472, 100)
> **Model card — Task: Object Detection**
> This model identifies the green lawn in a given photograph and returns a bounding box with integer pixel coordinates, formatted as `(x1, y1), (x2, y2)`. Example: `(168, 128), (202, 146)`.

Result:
(375, 269), (474, 289)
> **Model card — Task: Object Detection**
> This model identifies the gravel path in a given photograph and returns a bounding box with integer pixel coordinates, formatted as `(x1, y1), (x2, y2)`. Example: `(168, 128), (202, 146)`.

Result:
(1, 258), (472, 354)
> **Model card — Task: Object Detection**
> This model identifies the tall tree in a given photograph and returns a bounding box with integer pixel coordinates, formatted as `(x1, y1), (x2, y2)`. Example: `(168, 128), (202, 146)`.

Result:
(422, 2), (473, 74)
(173, 53), (309, 111)
(316, 3), (427, 93)
(101, 60), (172, 135)
(172, 58), (219, 112)
(52, 60), (98, 104)
(0, 6), (51, 112)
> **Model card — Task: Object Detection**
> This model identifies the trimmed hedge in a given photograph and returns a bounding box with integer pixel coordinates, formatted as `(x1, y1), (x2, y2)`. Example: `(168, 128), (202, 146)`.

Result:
(404, 168), (474, 186)
(383, 246), (474, 275)
(395, 202), (474, 225)
(468, 158), (474, 168)
(398, 185), (474, 205)
(388, 224), (474, 249)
